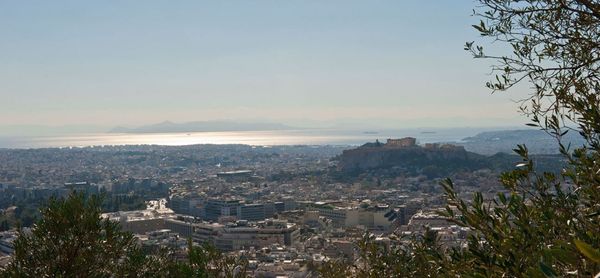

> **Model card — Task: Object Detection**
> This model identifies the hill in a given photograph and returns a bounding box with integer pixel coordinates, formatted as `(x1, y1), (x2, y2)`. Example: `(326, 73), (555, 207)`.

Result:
(461, 129), (586, 155)
(336, 137), (564, 177)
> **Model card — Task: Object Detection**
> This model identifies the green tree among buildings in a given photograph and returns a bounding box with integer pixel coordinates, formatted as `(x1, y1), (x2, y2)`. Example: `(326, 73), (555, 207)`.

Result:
(0, 193), (247, 278)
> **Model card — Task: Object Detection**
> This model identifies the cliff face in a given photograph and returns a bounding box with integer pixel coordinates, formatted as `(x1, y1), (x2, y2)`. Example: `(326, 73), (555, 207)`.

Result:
(337, 144), (484, 174)
(335, 140), (565, 178)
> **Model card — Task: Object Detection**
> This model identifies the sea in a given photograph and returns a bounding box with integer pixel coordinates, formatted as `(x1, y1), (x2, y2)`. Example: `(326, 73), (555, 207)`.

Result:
(0, 128), (499, 149)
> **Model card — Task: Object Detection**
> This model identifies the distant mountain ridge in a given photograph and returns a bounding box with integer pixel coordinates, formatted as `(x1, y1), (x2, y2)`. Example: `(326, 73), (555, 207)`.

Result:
(460, 129), (586, 155)
(109, 121), (293, 133)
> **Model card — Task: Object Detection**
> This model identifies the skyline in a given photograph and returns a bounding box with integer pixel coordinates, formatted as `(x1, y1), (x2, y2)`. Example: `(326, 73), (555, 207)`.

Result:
(1, 1), (526, 133)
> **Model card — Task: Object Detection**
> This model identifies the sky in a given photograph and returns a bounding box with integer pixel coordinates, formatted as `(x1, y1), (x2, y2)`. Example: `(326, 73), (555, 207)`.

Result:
(0, 1), (529, 133)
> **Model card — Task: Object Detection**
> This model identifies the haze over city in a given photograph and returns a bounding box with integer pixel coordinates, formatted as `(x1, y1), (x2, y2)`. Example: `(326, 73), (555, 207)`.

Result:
(3, 1), (597, 277)
(1, 1), (525, 136)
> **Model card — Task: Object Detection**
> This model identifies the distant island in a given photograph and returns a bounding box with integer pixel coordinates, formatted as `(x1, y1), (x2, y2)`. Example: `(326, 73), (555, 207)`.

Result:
(109, 121), (294, 134)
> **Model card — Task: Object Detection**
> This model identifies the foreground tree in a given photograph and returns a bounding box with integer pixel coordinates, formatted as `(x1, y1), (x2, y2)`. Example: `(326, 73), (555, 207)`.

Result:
(321, 0), (600, 277)
(169, 240), (248, 278)
(320, 230), (456, 277)
(0, 193), (162, 277)
(459, 0), (600, 275)
(0, 193), (248, 277)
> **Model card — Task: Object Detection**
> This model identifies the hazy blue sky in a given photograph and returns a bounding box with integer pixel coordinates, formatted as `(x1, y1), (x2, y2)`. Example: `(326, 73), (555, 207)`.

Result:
(0, 1), (528, 130)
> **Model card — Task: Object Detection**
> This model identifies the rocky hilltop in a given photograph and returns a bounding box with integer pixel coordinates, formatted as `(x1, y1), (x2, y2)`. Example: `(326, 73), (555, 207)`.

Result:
(336, 137), (565, 178)
(337, 137), (490, 176)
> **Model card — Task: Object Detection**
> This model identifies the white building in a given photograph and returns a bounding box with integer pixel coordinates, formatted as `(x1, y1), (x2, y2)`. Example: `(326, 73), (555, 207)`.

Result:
(308, 201), (398, 230)
(102, 201), (176, 235)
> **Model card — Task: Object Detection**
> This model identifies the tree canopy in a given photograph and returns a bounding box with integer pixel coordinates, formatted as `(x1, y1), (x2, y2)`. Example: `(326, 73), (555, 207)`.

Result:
(0, 193), (157, 277)
(0, 193), (247, 277)
(321, 0), (600, 276)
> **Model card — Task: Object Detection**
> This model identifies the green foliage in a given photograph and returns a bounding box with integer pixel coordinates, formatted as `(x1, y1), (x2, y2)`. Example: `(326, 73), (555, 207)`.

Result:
(12, 201), (42, 228)
(0, 193), (247, 277)
(320, 231), (457, 278)
(464, 0), (600, 146)
(170, 240), (248, 278)
(575, 239), (600, 264)
(101, 192), (146, 212)
(322, 137), (600, 278)
(321, 0), (600, 277)
(447, 0), (600, 275)
(0, 192), (160, 277)
(440, 145), (600, 276)
(0, 193), (66, 229)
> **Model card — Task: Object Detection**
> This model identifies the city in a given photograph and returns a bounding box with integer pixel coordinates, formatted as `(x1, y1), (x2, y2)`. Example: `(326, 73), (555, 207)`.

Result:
(1, 0), (599, 277)
(1, 138), (513, 276)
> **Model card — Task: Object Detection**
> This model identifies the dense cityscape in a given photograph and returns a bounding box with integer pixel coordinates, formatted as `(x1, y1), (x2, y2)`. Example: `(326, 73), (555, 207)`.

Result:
(0, 138), (510, 276)
(2, 0), (599, 276)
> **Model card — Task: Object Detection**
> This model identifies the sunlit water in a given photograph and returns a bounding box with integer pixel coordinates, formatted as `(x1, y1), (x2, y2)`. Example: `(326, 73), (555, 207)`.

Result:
(0, 128), (495, 149)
